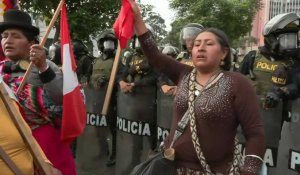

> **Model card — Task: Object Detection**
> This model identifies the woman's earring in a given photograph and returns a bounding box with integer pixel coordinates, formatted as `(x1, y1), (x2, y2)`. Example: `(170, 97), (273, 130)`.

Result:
(220, 60), (225, 65)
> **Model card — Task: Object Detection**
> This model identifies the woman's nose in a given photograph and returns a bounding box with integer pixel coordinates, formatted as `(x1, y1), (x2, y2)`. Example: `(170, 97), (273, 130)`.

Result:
(198, 43), (205, 51)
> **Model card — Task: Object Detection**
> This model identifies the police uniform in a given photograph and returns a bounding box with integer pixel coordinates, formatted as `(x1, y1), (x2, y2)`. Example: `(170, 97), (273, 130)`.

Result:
(119, 51), (157, 86)
(90, 56), (114, 88)
(176, 51), (194, 67)
(75, 30), (118, 174)
(238, 12), (300, 174)
(76, 54), (94, 83)
(247, 52), (290, 96)
(116, 49), (158, 175)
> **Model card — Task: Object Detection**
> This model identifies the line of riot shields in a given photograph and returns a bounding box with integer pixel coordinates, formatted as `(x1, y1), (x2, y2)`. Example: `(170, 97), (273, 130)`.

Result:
(75, 48), (300, 175)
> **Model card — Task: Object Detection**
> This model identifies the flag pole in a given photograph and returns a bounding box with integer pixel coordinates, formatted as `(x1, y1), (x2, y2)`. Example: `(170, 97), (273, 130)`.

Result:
(16, 0), (65, 94)
(101, 43), (122, 116)
(0, 82), (52, 175)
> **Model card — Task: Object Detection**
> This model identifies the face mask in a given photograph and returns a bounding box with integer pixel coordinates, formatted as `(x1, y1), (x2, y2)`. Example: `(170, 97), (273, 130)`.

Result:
(103, 40), (115, 51)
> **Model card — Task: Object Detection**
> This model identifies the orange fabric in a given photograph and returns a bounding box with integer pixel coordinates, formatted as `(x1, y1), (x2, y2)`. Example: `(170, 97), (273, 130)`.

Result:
(0, 98), (50, 175)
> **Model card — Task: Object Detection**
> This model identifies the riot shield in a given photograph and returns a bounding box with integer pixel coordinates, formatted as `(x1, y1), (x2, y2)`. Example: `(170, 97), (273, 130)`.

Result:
(276, 98), (300, 174)
(156, 90), (173, 148)
(116, 86), (157, 175)
(76, 86), (115, 175)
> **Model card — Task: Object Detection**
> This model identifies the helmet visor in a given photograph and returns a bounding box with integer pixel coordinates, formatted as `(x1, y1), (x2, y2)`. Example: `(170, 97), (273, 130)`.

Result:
(162, 46), (177, 57)
(278, 33), (298, 50)
(181, 27), (203, 41)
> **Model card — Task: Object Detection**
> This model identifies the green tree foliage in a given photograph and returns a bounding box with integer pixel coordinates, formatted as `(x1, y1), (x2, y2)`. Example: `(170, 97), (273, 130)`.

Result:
(20, 0), (121, 41)
(20, 1), (167, 45)
(167, 0), (261, 48)
(140, 4), (167, 43)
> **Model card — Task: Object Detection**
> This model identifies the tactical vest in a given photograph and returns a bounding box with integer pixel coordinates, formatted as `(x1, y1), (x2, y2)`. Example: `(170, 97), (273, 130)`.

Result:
(127, 54), (151, 82)
(90, 57), (114, 87)
(176, 51), (194, 67)
(250, 53), (287, 96)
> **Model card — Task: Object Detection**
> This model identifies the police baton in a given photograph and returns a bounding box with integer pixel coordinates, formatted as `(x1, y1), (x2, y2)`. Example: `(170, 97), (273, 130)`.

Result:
(16, 0), (65, 94)
(101, 43), (122, 116)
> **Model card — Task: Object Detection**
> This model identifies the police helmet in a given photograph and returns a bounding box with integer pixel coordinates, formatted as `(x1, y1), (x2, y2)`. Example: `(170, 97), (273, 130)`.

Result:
(98, 29), (117, 52)
(179, 23), (204, 50)
(72, 39), (88, 57)
(121, 50), (133, 65)
(162, 45), (179, 58)
(263, 13), (300, 56)
(133, 24), (154, 49)
(49, 42), (61, 65)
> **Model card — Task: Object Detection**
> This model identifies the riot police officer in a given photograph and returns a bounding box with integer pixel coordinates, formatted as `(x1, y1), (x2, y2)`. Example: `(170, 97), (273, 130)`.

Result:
(238, 13), (300, 174)
(158, 45), (179, 96)
(93, 29), (118, 166)
(76, 29), (118, 174)
(89, 30), (117, 89)
(118, 31), (157, 93)
(72, 39), (94, 85)
(239, 13), (300, 104)
(116, 25), (158, 175)
(176, 23), (204, 66)
(156, 45), (179, 148)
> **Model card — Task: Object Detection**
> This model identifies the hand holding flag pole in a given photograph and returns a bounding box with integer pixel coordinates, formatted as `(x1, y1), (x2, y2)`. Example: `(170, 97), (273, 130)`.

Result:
(101, 0), (135, 116)
(16, 0), (65, 94)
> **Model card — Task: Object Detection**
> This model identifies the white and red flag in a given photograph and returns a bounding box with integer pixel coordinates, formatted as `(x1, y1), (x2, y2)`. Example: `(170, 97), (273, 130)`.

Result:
(60, 3), (86, 144)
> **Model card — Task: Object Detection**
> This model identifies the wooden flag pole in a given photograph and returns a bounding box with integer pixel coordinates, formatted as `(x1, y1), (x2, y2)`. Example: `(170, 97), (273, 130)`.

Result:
(101, 43), (122, 116)
(16, 0), (65, 94)
(0, 82), (52, 175)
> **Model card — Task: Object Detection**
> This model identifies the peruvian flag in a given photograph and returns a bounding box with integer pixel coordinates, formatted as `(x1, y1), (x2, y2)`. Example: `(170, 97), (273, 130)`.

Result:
(60, 3), (86, 144)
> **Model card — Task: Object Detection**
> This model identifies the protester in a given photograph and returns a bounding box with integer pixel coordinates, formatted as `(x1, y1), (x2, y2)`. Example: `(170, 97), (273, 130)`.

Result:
(0, 83), (62, 175)
(127, 0), (266, 174)
(0, 9), (76, 175)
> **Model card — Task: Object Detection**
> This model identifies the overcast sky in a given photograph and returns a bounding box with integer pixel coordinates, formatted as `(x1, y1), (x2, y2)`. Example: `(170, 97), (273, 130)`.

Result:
(140, 0), (175, 31)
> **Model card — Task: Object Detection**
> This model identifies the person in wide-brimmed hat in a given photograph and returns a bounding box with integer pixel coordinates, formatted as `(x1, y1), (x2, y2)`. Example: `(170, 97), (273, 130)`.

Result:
(0, 9), (76, 175)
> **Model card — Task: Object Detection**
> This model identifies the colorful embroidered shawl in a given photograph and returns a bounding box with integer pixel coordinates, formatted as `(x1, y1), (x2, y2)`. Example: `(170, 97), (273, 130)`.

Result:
(0, 61), (62, 129)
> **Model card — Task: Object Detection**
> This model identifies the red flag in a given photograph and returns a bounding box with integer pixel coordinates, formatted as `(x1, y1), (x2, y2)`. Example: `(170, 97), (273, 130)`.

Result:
(113, 0), (135, 48)
(60, 3), (87, 144)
